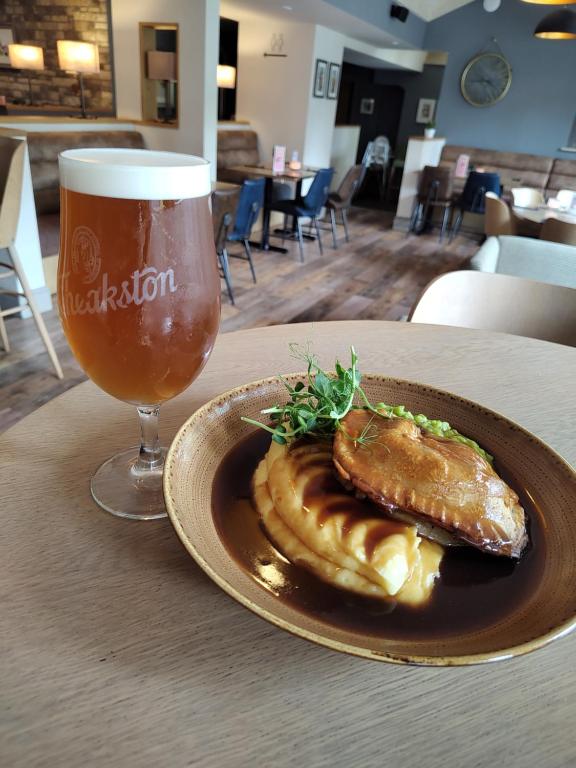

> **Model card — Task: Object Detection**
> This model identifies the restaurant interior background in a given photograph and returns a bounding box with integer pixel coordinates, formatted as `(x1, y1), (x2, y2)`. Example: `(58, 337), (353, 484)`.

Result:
(0, 0), (576, 430)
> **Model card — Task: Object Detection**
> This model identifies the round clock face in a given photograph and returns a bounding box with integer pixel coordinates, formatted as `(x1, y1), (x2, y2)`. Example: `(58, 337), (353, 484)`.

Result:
(461, 53), (512, 107)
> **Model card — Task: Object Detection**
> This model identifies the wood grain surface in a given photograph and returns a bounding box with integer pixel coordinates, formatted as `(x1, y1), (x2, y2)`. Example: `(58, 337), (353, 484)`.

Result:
(1, 320), (575, 768)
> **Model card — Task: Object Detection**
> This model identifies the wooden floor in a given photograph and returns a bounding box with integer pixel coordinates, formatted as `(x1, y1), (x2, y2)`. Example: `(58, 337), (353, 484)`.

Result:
(0, 208), (477, 432)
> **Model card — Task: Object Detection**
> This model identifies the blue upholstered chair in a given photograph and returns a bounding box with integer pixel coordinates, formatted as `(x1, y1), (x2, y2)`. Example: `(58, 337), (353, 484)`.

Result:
(226, 178), (265, 282)
(450, 171), (501, 242)
(270, 168), (335, 261)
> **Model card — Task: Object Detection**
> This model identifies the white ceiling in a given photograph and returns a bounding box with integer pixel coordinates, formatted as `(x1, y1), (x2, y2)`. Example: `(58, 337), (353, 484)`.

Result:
(221, 0), (477, 32)
(220, 0), (409, 47)
(402, 1), (475, 22)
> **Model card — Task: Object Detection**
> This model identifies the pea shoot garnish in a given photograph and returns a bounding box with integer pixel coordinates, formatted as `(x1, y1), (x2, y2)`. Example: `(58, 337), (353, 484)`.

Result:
(241, 344), (493, 464)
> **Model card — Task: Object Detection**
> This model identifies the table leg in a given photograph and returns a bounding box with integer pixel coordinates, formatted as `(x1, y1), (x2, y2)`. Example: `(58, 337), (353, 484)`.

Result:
(249, 177), (290, 254)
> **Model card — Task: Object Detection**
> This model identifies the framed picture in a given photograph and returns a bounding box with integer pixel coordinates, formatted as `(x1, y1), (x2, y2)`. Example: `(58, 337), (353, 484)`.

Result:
(360, 97), (375, 115)
(313, 59), (328, 98)
(416, 98), (436, 124)
(327, 63), (340, 100)
(0, 29), (14, 68)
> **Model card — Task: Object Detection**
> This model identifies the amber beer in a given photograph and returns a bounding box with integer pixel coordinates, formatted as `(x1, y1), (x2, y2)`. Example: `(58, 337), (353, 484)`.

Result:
(58, 149), (220, 405)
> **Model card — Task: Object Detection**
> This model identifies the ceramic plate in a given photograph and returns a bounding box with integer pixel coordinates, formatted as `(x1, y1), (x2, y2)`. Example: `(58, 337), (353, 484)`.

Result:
(164, 375), (576, 666)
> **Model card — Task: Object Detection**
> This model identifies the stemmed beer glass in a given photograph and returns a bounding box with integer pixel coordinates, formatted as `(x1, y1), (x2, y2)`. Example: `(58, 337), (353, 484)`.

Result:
(58, 149), (220, 519)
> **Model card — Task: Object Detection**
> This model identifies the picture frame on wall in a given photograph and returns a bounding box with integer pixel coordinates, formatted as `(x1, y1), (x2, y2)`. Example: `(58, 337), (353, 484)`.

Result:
(327, 63), (340, 100)
(359, 97), (375, 115)
(416, 98), (436, 124)
(0, 29), (14, 68)
(313, 59), (328, 98)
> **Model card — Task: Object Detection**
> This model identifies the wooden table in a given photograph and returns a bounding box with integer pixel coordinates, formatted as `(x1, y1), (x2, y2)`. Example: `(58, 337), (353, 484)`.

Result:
(226, 164), (316, 253)
(513, 205), (576, 226)
(2, 321), (575, 768)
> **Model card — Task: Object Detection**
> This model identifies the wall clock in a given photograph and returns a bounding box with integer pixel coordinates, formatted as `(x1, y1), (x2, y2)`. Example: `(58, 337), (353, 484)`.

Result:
(460, 52), (512, 107)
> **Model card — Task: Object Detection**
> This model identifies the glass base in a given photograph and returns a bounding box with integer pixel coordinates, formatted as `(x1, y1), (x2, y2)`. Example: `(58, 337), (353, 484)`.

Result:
(90, 445), (168, 520)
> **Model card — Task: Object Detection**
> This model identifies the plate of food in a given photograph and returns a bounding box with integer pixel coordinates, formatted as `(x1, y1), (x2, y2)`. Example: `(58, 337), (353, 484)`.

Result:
(164, 347), (576, 665)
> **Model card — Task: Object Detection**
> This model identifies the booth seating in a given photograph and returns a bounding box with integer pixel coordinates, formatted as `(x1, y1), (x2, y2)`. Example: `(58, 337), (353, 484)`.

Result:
(217, 130), (260, 184)
(439, 145), (576, 199)
(27, 130), (146, 216)
(24, 129), (146, 293)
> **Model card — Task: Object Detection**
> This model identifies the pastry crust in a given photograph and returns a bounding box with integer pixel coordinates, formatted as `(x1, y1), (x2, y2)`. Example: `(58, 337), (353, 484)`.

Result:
(333, 411), (528, 558)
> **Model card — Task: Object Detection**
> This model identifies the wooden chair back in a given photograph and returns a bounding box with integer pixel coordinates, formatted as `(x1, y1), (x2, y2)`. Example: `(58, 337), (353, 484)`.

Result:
(408, 270), (576, 347)
(540, 217), (576, 246)
(484, 192), (515, 237)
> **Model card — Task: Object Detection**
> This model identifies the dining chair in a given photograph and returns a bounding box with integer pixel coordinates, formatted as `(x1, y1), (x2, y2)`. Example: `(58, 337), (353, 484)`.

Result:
(211, 186), (240, 305)
(540, 217), (576, 246)
(484, 192), (516, 237)
(226, 178), (265, 282)
(450, 171), (500, 242)
(214, 212), (235, 305)
(408, 270), (576, 347)
(0, 136), (63, 378)
(270, 167), (335, 262)
(555, 189), (576, 210)
(511, 187), (545, 209)
(408, 165), (454, 242)
(325, 164), (364, 248)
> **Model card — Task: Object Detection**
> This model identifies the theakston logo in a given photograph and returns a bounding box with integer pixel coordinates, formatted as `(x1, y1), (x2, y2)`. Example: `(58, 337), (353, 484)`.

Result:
(71, 226), (101, 284)
(62, 266), (178, 316)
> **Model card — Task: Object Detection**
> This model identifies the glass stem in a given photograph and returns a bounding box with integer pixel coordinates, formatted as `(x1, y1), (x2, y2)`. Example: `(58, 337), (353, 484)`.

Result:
(136, 406), (163, 471)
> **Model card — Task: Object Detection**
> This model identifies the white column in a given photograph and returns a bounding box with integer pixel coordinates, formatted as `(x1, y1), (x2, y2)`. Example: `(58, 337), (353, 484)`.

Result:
(394, 136), (446, 230)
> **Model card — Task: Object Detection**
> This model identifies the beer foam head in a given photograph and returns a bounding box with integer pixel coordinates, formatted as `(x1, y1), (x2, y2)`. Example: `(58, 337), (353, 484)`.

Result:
(59, 148), (211, 200)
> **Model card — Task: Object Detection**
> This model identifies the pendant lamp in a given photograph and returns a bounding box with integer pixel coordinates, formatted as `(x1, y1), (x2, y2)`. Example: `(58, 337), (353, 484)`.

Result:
(534, 9), (576, 39)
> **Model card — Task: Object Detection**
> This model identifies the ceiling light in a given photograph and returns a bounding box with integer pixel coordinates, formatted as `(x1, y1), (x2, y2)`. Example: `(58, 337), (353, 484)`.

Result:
(522, 1), (576, 4)
(282, 5), (293, 10)
(483, 0), (501, 12)
(534, 9), (576, 39)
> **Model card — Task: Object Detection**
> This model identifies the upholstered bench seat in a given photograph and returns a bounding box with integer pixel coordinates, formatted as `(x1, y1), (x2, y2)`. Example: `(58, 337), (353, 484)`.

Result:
(28, 129), (146, 217)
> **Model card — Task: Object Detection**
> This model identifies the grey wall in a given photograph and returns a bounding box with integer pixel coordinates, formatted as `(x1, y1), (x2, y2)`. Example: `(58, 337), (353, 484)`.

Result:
(425, 1), (576, 159)
(375, 64), (445, 156)
(325, 0), (427, 48)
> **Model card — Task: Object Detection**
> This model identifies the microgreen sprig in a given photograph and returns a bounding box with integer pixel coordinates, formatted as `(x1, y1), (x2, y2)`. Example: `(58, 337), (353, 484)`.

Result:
(241, 344), (378, 444)
(241, 344), (493, 464)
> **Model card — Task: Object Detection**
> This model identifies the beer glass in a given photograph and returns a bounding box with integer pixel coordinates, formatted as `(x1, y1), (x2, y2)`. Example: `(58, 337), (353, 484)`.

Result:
(58, 149), (220, 520)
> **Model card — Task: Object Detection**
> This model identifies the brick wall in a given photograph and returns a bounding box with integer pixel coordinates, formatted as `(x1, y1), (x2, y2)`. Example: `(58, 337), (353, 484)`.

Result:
(0, 0), (114, 114)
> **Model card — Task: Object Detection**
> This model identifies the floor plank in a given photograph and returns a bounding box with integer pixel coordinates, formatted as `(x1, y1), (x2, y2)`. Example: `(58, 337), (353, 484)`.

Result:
(0, 208), (478, 432)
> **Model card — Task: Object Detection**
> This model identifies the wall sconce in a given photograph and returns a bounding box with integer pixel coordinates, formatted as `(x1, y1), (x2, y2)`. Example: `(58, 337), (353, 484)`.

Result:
(534, 9), (576, 38)
(217, 65), (236, 120)
(146, 51), (177, 122)
(57, 40), (100, 118)
(8, 44), (45, 105)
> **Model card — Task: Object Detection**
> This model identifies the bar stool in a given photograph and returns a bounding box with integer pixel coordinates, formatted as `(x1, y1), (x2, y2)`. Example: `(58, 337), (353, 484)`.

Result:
(0, 136), (62, 378)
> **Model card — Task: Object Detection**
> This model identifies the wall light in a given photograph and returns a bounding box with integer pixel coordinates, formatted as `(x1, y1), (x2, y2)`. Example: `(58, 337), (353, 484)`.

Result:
(147, 51), (177, 122)
(534, 9), (576, 39)
(57, 40), (100, 118)
(217, 65), (236, 121)
(8, 44), (45, 105)
(217, 65), (236, 89)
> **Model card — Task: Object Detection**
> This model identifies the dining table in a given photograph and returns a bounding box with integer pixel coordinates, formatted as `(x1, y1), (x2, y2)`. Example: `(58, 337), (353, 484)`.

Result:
(226, 164), (316, 253)
(2, 320), (575, 768)
(513, 204), (576, 228)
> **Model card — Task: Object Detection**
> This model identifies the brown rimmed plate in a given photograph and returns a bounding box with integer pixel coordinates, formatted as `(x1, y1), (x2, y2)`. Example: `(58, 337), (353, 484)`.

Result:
(163, 375), (576, 666)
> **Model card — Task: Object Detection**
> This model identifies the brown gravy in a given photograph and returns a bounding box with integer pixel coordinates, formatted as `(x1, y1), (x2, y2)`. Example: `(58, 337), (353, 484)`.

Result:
(212, 430), (546, 640)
